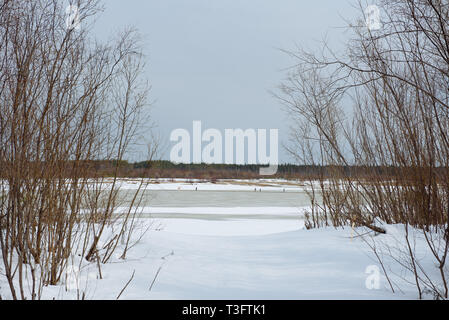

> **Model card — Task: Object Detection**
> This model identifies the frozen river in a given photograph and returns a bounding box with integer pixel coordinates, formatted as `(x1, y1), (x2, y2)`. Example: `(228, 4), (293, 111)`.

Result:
(101, 180), (320, 233)
(111, 187), (319, 224)
(125, 189), (314, 207)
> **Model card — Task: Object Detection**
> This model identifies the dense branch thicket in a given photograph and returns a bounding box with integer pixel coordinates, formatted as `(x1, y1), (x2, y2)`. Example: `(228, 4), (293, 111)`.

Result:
(279, 0), (449, 299)
(0, 0), (151, 299)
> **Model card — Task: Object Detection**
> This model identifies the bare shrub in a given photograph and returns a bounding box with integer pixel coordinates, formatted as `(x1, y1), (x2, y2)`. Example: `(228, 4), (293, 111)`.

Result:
(279, 0), (449, 299)
(0, 0), (153, 299)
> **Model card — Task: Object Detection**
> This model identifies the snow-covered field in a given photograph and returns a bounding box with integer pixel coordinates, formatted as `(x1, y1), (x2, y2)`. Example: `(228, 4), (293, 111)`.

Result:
(113, 177), (310, 192)
(0, 179), (429, 299)
(35, 220), (419, 300)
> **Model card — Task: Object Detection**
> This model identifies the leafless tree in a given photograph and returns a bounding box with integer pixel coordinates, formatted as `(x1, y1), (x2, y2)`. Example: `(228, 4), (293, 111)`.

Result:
(279, 0), (449, 299)
(0, 0), (154, 299)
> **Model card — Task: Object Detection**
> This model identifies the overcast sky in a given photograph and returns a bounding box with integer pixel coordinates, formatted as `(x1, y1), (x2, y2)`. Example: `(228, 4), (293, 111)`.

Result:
(93, 0), (360, 163)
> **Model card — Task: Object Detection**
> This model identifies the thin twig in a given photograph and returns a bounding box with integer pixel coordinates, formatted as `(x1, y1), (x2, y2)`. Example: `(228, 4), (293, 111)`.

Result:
(149, 266), (163, 292)
(116, 270), (135, 300)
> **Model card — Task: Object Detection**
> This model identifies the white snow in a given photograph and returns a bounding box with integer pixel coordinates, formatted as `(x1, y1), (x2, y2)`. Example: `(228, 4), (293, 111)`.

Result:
(96, 178), (308, 192)
(36, 222), (417, 300)
(0, 179), (433, 300)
